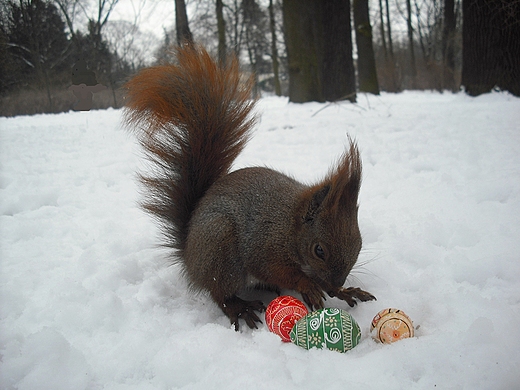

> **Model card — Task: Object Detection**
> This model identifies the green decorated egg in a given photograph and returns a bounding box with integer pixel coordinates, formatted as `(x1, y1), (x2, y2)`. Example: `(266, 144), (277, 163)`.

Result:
(289, 308), (361, 353)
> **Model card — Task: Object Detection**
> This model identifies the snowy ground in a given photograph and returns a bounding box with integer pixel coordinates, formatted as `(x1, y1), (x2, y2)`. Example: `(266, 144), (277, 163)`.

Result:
(1, 91), (519, 389)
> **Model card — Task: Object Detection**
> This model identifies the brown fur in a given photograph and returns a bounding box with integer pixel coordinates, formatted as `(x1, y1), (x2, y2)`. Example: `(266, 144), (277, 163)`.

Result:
(124, 45), (375, 331)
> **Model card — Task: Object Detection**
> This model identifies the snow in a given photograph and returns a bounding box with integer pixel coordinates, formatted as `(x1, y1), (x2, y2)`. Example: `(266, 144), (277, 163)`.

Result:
(1, 91), (520, 389)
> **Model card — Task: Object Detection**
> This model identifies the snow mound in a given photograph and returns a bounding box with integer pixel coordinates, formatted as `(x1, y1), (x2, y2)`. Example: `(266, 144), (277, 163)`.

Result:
(1, 92), (519, 389)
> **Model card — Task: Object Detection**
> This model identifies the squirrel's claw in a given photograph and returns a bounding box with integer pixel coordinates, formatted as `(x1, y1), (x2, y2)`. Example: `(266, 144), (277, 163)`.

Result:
(300, 280), (327, 310)
(301, 293), (325, 311)
(222, 297), (265, 331)
(332, 287), (376, 307)
(239, 308), (262, 330)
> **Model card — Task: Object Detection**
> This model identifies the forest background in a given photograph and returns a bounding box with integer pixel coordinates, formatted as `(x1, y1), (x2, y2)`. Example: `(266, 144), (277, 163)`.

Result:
(0, 0), (519, 117)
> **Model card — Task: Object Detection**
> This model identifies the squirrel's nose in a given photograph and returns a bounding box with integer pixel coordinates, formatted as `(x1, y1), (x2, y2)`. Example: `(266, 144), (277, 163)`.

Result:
(331, 273), (347, 288)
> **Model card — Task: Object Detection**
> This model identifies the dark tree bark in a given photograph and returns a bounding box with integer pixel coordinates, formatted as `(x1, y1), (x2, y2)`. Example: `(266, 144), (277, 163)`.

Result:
(268, 0), (282, 96)
(462, 0), (520, 97)
(242, 0), (269, 98)
(283, 0), (356, 103)
(216, 0), (226, 64)
(378, 0), (388, 60)
(442, 0), (457, 91)
(353, 0), (380, 94)
(175, 0), (193, 45)
(321, 0), (356, 102)
(385, 0), (394, 62)
(283, 0), (321, 102)
(405, 0), (417, 88)
(384, 0), (399, 91)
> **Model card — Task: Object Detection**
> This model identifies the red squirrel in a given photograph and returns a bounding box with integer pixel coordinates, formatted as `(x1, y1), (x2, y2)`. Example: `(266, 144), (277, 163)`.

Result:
(124, 45), (376, 331)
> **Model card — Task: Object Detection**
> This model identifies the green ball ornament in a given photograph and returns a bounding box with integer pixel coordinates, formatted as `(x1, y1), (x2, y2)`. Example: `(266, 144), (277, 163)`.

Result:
(290, 308), (361, 353)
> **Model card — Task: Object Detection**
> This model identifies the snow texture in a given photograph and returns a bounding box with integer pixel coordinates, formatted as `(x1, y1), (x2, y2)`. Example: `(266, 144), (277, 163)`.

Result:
(1, 92), (519, 389)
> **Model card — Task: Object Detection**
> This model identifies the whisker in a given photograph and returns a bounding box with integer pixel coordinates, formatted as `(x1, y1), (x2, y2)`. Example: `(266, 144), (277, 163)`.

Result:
(346, 274), (362, 287)
(347, 248), (387, 286)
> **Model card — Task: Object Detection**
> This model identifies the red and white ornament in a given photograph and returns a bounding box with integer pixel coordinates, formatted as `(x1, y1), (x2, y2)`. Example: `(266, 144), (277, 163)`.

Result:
(265, 296), (308, 342)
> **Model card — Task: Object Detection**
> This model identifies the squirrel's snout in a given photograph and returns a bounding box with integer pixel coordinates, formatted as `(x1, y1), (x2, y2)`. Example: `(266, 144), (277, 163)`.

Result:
(328, 273), (348, 289)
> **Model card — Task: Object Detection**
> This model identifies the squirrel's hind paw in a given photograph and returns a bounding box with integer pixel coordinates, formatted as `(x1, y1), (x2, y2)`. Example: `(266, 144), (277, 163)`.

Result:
(221, 296), (266, 331)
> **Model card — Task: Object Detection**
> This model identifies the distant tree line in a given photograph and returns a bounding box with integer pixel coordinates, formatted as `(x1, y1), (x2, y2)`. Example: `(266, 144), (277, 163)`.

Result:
(165, 0), (519, 102)
(0, 0), (143, 116)
(1, 0), (518, 116)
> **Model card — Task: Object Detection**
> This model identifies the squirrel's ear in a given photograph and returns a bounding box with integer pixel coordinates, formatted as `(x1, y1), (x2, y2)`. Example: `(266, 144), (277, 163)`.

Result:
(327, 139), (362, 211)
(304, 184), (330, 223)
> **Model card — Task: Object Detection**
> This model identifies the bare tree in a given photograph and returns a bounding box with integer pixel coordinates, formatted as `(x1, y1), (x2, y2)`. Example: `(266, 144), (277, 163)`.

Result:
(54, 0), (124, 65)
(104, 20), (154, 71)
(233, 0), (246, 54)
(216, 0), (226, 63)
(384, 0), (399, 91)
(54, 0), (80, 46)
(55, 0), (120, 44)
(283, 0), (356, 103)
(385, 0), (394, 64)
(378, 0), (388, 60)
(175, 0), (193, 45)
(243, 0), (270, 97)
(353, 0), (379, 94)
(268, 0), (281, 96)
(462, 0), (520, 96)
(91, 0), (119, 38)
(442, 0), (456, 91)
(412, 0), (441, 90)
(54, 0), (120, 68)
(405, 0), (417, 88)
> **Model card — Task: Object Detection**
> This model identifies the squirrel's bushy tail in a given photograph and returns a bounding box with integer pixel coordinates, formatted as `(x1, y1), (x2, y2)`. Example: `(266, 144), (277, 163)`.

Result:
(124, 45), (257, 253)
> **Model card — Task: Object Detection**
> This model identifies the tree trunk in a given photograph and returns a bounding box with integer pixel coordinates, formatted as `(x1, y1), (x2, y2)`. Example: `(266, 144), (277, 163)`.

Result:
(442, 0), (456, 91)
(175, 0), (193, 45)
(378, 0), (388, 60)
(216, 0), (226, 64)
(384, 0), (399, 91)
(283, 0), (356, 103)
(462, 0), (519, 97)
(405, 0), (417, 88)
(231, 0), (243, 55)
(321, 0), (356, 102)
(26, 2), (53, 110)
(243, 0), (261, 97)
(385, 0), (394, 62)
(269, 0), (282, 96)
(353, 0), (380, 94)
(283, 0), (322, 102)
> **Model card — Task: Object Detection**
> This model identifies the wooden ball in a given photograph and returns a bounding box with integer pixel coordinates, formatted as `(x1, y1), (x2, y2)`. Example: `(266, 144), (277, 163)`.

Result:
(371, 308), (414, 344)
(265, 296), (308, 342)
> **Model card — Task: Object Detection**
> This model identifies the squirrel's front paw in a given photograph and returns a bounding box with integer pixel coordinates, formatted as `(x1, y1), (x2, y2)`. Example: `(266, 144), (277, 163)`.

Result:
(331, 287), (376, 307)
(298, 279), (326, 310)
(221, 296), (265, 331)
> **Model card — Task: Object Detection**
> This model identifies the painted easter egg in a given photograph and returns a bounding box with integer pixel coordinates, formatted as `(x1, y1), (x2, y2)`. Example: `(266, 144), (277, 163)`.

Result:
(290, 308), (361, 352)
(370, 308), (414, 344)
(265, 296), (309, 342)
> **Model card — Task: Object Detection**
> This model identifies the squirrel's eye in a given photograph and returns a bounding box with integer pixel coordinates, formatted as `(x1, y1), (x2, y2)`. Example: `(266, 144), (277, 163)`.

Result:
(314, 244), (325, 259)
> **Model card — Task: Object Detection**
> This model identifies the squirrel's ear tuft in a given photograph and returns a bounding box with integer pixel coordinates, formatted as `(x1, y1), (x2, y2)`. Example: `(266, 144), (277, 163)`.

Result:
(324, 138), (362, 212)
(304, 184), (330, 223)
(300, 138), (361, 223)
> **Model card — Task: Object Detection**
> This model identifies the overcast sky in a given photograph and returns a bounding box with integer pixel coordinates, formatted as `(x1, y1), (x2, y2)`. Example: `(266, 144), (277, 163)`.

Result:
(113, 0), (177, 39)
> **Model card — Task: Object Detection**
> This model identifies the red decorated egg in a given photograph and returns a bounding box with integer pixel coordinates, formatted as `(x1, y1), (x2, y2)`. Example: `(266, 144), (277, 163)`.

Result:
(370, 308), (414, 344)
(265, 296), (308, 342)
